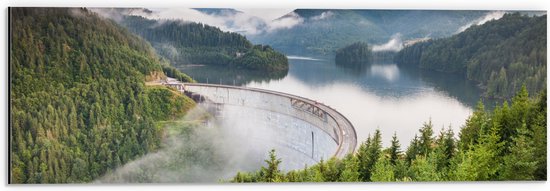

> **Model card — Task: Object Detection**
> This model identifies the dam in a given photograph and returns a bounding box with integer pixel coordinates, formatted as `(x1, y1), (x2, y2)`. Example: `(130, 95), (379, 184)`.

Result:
(165, 79), (357, 171)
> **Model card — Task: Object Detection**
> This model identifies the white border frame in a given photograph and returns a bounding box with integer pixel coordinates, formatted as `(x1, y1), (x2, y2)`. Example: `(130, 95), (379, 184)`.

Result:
(2, 1), (549, 191)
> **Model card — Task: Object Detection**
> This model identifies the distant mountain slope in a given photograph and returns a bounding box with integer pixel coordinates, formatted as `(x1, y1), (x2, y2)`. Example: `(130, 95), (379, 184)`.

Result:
(10, 8), (195, 183)
(249, 9), (489, 55)
(354, 10), (488, 38)
(120, 15), (288, 73)
(395, 13), (547, 99)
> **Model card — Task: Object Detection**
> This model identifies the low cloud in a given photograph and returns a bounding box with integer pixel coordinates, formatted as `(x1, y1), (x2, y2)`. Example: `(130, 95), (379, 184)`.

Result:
(95, 104), (279, 183)
(267, 12), (304, 32)
(89, 8), (151, 22)
(311, 11), (334, 21)
(100, 8), (301, 35)
(457, 11), (506, 33)
(372, 34), (403, 52)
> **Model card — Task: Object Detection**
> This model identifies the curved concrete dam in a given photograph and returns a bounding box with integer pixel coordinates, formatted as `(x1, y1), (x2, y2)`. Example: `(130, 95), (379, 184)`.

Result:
(178, 83), (357, 171)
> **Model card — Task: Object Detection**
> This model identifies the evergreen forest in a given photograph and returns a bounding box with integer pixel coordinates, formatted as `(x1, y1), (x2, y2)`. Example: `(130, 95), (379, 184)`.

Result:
(334, 42), (372, 68)
(8, 7), (547, 184)
(394, 13), (546, 99)
(232, 87), (547, 182)
(10, 8), (195, 183)
(120, 15), (289, 73)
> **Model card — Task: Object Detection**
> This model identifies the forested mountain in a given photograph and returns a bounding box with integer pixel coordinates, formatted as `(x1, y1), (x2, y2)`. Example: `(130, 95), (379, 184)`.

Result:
(232, 87), (547, 182)
(394, 13), (547, 99)
(248, 9), (489, 55)
(10, 8), (195, 183)
(335, 42), (372, 67)
(119, 15), (288, 73)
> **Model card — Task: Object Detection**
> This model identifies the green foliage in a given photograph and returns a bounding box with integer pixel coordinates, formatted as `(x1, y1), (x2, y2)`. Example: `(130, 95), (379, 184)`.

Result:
(253, 10), (487, 55)
(433, 127), (456, 175)
(335, 42), (372, 67)
(458, 101), (487, 151)
(500, 123), (537, 180)
(409, 156), (441, 181)
(120, 15), (288, 72)
(233, 45), (289, 72)
(532, 90), (547, 180)
(370, 154), (395, 181)
(161, 62), (194, 83)
(144, 86), (196, 121)
(395, 13), (547, 99)
(451, 125), (504, 181)
(339, 154), (360, 182)
(260, 149), (284, 182)
(231, 88), (546, 182)
(393, 159), (411, 181)
(405, 135), (420, 164)
(418, 120), (435, 157)
(389, 132), (401, 165)
(357, 129), (382, 181)
(10, 8), (195, 183)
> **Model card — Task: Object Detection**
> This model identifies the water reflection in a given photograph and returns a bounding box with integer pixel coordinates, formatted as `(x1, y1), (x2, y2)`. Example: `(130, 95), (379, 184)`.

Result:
(369, 64), (400, 82)
(245, 76), (472, 148)
(288, 58), (485, 108)
(177, 57), (487, 147)
(178, 65), (288, 86)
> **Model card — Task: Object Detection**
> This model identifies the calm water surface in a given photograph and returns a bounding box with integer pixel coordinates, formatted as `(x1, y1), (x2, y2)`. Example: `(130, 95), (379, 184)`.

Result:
(180, 56), (485, 147)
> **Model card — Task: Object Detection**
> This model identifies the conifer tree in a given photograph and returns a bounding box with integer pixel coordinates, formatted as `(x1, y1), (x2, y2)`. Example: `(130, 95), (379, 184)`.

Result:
(389, 132), (401, 165)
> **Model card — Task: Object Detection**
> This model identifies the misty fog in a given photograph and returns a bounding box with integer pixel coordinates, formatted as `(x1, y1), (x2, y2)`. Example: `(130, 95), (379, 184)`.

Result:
(95, 104), (274, 183)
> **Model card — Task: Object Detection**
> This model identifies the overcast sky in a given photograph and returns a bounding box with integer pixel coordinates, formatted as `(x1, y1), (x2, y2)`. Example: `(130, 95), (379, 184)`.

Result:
(132, 8), (297, 35)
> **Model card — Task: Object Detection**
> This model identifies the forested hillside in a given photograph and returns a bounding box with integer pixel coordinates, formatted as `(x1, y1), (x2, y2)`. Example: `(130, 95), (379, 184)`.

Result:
(10, 8), (195, 183)
(232, 87), (547, 182)
(335, 42), (372, 67)
(395, 13), (547, 99)
(120, 15), (288, 73)
(249, 9), (488, 55)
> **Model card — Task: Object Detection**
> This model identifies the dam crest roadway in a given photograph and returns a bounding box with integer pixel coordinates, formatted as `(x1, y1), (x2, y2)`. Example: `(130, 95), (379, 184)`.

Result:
(163, 78), (357, 170)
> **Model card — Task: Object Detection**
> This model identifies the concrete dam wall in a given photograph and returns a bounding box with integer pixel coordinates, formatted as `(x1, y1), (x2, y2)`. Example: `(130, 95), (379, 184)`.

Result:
(182, 83), (357, 171)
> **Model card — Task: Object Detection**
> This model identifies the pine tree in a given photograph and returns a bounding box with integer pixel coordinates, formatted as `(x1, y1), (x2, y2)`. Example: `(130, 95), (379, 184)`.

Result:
(409, 156), (440, 181)
(459, 101), (486, 151)
(405, 135), (420, 164)
(500, 123), (537, 180)
(339, 154), (360, 182)
(418, 120), (435, 157)
(260, 149), (283, 182)
(389, 132), (401, 165)
(434, 127), (456, 172)
(357, 129), (382, 181)
(370, 154), (395, 182)
(452, 123), (504, 181)
(393, 159), (410, 181)
(532, 90), (547, 180)
(322, 158), (342, 182)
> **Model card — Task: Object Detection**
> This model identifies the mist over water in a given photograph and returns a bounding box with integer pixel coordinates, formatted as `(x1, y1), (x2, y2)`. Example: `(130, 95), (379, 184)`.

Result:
(97, 56), (485, 183)
(286, 55), (324, 61)
(246, 74), (473, 148)
(180, 57), (484, 148)
(97, 95), (338, 183)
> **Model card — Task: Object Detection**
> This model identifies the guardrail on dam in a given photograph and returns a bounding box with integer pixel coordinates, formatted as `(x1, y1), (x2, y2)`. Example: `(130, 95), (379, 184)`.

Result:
(169, 81), (357, 170)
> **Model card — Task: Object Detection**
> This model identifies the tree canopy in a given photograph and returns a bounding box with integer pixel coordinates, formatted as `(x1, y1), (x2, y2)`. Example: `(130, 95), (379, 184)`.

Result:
(231, 87), (547, 182)
(10, 8), (195, 183)
(395, 13), (546, 99)
(120, 15), (289, 73)
(335, 42), (372, 68)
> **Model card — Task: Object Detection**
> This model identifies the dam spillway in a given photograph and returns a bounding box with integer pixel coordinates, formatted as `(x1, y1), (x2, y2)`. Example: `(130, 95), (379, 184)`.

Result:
(175, 82), (357, 171)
